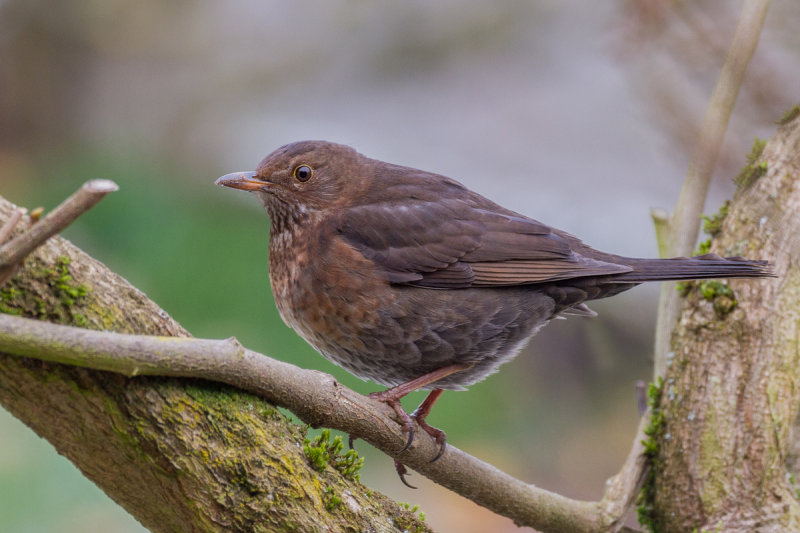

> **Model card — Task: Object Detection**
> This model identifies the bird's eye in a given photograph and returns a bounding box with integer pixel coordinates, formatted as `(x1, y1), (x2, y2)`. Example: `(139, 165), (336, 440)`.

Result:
(293, 165), (313, 182)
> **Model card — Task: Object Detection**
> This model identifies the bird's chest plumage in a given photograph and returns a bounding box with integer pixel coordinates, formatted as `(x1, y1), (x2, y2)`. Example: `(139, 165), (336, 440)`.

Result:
(267, 219), (392, 364)
(268, 227), (311, 327)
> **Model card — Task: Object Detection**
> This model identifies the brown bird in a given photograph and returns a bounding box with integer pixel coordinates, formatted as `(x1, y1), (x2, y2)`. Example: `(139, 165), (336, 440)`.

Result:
(216, 140), (771, 484)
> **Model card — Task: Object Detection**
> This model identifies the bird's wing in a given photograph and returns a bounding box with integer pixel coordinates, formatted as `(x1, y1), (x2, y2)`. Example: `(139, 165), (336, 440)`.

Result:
(337, 199), (631, 288)
(336, 199), (481, 287)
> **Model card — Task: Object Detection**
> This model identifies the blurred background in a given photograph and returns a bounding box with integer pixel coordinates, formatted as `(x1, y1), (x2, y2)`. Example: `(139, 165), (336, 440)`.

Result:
(1, 1), (797, 531)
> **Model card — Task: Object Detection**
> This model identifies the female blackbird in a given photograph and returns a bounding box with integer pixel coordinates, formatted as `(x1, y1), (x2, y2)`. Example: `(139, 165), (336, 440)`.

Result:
(216, 140), (771, 473)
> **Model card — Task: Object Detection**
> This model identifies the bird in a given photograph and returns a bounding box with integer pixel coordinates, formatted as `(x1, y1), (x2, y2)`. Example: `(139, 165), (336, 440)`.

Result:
(216, 140), (772, 485)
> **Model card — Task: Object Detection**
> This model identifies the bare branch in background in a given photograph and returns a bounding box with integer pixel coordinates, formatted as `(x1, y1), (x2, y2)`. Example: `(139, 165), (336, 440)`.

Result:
(652, 0), (771, 376)
(617, 0), (792, 177)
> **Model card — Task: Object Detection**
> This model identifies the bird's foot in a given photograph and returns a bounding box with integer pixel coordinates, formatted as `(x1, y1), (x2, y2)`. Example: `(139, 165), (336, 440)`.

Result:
(367, 391), (416, 451)
(359, 388), (449, 458)
(387, 406), (448, 489)
(411, 411), (447, 463)
(394, 459), (416, 489)
(348, 391), (416, 451)
(351, 370), (470, 486)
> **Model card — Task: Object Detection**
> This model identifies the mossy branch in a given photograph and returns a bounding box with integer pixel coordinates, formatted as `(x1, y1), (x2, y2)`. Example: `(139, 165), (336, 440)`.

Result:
(0, 301), (640, 533)
(0, 194), (433, 533)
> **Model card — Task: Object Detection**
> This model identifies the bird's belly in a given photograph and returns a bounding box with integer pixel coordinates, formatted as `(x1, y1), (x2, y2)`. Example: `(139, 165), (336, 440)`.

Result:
(273, 264), (557, 389)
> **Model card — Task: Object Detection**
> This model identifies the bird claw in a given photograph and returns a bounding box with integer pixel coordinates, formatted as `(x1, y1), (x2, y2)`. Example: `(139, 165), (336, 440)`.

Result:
(394, 459), (417, 489)
(370, 395), (417, 453)
(427, 431), (447, 463)
(368, 387), (450, 485)
(398, 421), (415, 453)
(394, 410), (447, 487)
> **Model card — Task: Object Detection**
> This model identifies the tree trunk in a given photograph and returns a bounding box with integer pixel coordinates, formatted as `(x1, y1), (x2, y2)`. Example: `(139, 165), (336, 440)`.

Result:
(0, 199), (431, 533)
(647, 108), (800, 531)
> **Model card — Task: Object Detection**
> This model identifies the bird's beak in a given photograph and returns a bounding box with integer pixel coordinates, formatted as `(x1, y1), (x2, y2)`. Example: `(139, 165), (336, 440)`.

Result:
(215, 171), (264, 191)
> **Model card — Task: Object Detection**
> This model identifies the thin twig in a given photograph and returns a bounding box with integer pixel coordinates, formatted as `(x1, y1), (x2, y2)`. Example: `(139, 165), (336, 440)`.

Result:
(598, 414), (650, 531)
(0, 180), (118, 271)
(0, 313), (627, 533)
(649, 208), (671, 260)
(0, 207), (26, 244)
(653, 0), (771, 376)
(0, 207), (27, 285)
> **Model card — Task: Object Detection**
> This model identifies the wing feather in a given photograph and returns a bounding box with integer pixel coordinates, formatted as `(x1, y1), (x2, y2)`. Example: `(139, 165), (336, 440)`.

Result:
(337, 198), (629, 288)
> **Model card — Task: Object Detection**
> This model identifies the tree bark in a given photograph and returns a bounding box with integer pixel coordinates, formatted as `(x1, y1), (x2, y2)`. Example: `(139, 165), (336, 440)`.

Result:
(648, 108), (800, 531)
(0, 199), (431, 533)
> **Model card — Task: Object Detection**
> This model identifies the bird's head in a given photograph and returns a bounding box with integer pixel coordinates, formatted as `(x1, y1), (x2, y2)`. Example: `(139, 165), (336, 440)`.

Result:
(215, 141), (365, 221)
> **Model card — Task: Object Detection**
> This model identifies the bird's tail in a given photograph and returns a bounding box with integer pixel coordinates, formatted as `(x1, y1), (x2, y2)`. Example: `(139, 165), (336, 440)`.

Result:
(614, 253), (774, 283)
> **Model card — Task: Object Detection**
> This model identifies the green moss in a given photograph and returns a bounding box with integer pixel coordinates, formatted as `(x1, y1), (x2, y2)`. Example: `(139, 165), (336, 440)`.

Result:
(398, 502), (424, 517)
(695, 239), (711, 256)
(701, 201), (729, 237)
(675, 281), (693, 297)
(303, 429), (364, 482)
(0, 256), (90, 324)
(637, 377), (665, 532)
(699, 280), (731, 301)
(259, 406), (277, 419)
(677, 279), (738, 316)
(688, 200), (731, 259)
(734, 137), (768, 189)
(699, 281), (738, 317)
(304, 430), (332, 471)
(333, 450), (364, 481)
(0, 283), (24, 315)
(396, 502), (429, 532)
(41, 256), (89, 308)
(323, 487), (342, 511)
(776, 104), (800, 126)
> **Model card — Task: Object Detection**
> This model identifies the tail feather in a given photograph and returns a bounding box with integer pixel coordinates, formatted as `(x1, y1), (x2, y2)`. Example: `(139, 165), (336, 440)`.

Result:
(614, 253), (774, 283)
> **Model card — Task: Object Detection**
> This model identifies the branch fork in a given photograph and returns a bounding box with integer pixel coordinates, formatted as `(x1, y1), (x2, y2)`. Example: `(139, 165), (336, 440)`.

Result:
(0, 179), (117, 285)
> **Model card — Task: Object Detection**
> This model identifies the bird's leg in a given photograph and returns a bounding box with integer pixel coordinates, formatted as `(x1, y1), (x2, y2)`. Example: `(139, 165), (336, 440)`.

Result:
(410, 388), (447, 462)
(350, 363), (472, 488)
(367, 363), (472, 452)
(348, 364), (469, 446)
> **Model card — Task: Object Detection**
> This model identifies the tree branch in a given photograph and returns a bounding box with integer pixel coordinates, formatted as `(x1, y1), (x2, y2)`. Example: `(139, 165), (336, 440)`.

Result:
(0, 309), (638, 533)
(0, 179), (117, 269)
(0, 206), (26, 244)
